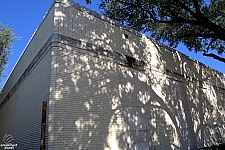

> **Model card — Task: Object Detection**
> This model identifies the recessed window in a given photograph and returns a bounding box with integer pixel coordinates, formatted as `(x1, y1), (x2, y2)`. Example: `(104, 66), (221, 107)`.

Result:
(124, 34), (128, 39)
(125, 55), (146, 71)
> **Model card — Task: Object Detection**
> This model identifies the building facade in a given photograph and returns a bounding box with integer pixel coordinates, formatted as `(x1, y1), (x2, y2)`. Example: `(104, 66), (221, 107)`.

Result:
(0, 1), (224, 149)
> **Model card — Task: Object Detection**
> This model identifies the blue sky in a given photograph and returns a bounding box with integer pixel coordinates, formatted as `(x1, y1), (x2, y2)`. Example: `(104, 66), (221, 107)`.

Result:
(0, 0), (224, 89)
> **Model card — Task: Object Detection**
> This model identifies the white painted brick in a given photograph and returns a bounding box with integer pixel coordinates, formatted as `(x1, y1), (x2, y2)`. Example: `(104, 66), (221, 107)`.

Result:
(0, 2), (224, 150)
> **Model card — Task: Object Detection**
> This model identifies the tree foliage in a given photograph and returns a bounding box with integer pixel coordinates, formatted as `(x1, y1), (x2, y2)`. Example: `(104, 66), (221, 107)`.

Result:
(86, 0), (225, 63)
(0, 23), (16, 79)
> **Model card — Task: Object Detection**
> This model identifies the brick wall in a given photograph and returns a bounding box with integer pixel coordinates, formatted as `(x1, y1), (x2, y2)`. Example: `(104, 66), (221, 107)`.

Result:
(0, 49), (52, 150)
(0, 1), (224, 150)
(0, 4), (54, 150)
(50, 2), (225, 150)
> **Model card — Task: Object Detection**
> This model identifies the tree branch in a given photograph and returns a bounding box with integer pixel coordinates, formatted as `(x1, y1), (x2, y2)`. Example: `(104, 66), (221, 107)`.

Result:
(116, 0), (200, 25)
(206, 39), (216, 53)
(175, 0), (225, 40)
(192, 0), (201, 16)
(203, 53), (225, 63)
(175, 1), (198, 18)
(177, 33), (218, 39)
(113, 0), (225, 41)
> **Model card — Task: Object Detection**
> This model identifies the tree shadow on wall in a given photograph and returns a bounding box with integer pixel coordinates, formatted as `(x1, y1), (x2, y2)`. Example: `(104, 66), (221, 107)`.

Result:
(50, 2), (225, 150)
(149, 41), (225, 149)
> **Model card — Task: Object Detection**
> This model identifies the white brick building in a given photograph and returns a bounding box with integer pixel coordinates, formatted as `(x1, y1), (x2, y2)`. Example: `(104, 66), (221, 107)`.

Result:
(0, 0), (224, 149)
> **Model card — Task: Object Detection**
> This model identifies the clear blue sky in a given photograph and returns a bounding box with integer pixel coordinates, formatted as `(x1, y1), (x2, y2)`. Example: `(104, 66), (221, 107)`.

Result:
(0, 0), (224, 89)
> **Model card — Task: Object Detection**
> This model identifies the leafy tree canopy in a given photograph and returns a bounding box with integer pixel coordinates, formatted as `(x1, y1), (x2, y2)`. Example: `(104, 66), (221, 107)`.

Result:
(0, 23), (16, 80)
(85, 0), (225, 63)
